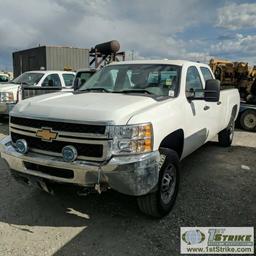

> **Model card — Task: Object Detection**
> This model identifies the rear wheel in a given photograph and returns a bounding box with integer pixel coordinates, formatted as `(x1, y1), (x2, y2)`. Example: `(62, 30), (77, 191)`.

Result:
(137, 148), (179, 218)
(218, 120), (235, 147)
(240, 110), (256, 131)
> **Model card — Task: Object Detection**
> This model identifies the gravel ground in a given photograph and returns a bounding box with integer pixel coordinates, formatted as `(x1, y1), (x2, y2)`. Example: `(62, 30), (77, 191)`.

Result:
(0, 119), (255, 256)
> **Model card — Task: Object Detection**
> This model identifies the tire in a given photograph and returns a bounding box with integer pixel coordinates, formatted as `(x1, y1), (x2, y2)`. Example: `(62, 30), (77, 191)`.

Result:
(240, 110), (256, 131)
(137, 148), (180, 218)
(218, 120), (235, 147)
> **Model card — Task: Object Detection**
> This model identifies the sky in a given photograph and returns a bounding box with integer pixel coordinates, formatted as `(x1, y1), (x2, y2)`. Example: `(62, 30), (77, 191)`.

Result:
(0, 0), (256, 71)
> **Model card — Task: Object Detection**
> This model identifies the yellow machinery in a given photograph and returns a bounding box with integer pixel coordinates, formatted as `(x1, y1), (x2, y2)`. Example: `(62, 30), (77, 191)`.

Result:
(209, 59), (256, 99)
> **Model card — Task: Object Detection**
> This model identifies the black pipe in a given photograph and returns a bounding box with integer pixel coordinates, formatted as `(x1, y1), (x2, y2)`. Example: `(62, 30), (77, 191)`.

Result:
(94, 40), (120, 54)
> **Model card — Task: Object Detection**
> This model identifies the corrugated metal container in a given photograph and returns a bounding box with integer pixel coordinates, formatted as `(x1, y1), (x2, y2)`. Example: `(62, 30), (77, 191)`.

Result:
(13, 46), (89, 78)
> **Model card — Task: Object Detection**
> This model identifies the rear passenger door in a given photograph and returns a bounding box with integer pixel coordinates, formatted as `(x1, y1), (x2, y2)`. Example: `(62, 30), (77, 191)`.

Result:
(199, 66), (222, 138)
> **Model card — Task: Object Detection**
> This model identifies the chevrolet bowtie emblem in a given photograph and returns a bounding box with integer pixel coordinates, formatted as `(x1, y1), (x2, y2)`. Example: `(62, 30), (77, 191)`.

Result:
(36, 128), (58, 142)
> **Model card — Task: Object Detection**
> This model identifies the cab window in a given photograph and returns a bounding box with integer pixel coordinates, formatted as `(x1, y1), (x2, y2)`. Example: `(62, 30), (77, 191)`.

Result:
(186, 66), (203, 92)
(62, 74), (74, 87)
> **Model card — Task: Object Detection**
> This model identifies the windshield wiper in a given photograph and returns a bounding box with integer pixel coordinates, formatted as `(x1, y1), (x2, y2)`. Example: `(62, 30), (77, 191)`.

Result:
(114, 89), (153, 95)
(80, 87), (111, 93)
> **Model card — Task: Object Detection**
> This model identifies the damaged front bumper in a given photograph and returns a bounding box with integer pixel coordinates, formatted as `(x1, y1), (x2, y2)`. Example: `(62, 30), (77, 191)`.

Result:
(0, 136), (160, 196)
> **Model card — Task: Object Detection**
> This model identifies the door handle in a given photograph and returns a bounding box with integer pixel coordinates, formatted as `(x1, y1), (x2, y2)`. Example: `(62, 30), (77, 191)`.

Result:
(217, 101), (222, 105)
(204, 106), (210, 111)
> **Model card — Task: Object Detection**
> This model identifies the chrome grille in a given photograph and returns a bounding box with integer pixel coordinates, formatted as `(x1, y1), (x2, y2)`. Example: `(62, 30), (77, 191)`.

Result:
(10, 116), (106, 135)
(10, 116), (111, 161)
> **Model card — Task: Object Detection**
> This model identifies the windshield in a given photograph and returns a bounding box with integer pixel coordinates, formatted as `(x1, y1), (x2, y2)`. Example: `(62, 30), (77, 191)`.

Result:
(12, 72), (44, 86)
(79, 64), (181, 97)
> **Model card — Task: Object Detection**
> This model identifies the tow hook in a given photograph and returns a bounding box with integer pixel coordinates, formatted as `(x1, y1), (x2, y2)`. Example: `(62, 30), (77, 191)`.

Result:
(94, 182), (109, 194)
(94, 163), (109, 194)
(77, 183), (109, 196)
(78, 163), (109, 196)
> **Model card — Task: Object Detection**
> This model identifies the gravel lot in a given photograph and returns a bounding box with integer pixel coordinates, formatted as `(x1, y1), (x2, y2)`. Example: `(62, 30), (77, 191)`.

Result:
(0, 118), (255, 256)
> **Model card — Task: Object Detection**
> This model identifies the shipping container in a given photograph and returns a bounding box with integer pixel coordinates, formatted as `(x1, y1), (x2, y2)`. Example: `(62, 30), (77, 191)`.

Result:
(13, 46), (89, 78)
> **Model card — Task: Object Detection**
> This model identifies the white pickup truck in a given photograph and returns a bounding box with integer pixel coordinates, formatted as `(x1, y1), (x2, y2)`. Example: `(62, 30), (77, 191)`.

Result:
(0, 60), (240, 217)
(0, 70), (75, 115)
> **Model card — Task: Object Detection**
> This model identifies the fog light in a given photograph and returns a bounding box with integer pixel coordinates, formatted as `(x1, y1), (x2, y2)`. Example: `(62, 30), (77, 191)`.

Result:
(62, 145), (78, 162)
(16, 139), (28, 154)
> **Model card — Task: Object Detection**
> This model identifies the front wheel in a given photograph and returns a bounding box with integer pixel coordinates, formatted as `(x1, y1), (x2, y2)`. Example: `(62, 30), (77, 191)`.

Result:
(137, 148), (180, 218)
(218, 120), (235, 147)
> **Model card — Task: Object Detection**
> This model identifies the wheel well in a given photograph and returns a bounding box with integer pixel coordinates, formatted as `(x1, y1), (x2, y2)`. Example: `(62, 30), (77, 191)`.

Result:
(229, 105), (238, 125)
(159, 129), (184, 159)
(232, 105), (238, 119)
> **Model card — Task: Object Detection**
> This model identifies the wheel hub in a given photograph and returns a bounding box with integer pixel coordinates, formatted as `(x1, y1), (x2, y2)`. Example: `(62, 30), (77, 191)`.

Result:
(228, 121), (235, 141)
(244, 114), (256, 129)
(160, 164), (176, 204)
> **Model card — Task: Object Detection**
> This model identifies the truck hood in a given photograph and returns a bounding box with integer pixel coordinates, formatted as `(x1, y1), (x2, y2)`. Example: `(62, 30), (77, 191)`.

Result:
(0, 83), (19, 92)
(12, 92), (158, 124)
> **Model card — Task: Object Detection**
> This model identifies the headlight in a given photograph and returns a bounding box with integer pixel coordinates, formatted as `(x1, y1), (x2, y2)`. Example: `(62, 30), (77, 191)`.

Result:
(111, 123), (153, 155)
(0, 92), (14, 103)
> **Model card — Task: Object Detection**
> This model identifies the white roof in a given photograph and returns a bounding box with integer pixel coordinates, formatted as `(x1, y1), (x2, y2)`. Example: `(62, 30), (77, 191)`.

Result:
(0, 73), (9, 77)
(23, 70), (75, 75)
(76, 68), (96, 72)
(108, 59), (209, 67)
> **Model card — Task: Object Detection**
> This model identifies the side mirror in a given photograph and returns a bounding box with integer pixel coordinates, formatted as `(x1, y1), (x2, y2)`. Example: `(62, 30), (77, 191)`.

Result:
(186, 89), (195, 100)
(186, 88), (204, 101)
(73, 78), (82, 91)
(205, 79), (220, 102)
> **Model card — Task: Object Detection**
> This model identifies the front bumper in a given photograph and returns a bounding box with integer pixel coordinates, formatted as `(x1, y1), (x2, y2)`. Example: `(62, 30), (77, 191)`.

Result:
(0, 103), (15, 115)
(0, 136), (160, 196)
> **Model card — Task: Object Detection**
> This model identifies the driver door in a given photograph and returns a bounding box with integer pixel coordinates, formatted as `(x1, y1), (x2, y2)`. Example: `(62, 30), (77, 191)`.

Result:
(183, 66), (209, 157)
(199, 66), (222, 138)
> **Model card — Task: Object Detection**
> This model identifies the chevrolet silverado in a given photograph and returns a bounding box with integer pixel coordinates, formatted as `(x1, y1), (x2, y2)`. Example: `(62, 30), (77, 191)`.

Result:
(0, 60), (240, 217)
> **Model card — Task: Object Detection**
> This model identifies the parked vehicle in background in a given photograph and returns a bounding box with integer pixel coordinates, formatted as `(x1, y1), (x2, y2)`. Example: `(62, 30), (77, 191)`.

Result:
(0, 73), (10, 83)
(235, 78), (256, 132)
(0, 70), (75, 115)
(238, 102), (256, 131)
(0, 60), (240, 218)
(73, 68), (96, 90)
